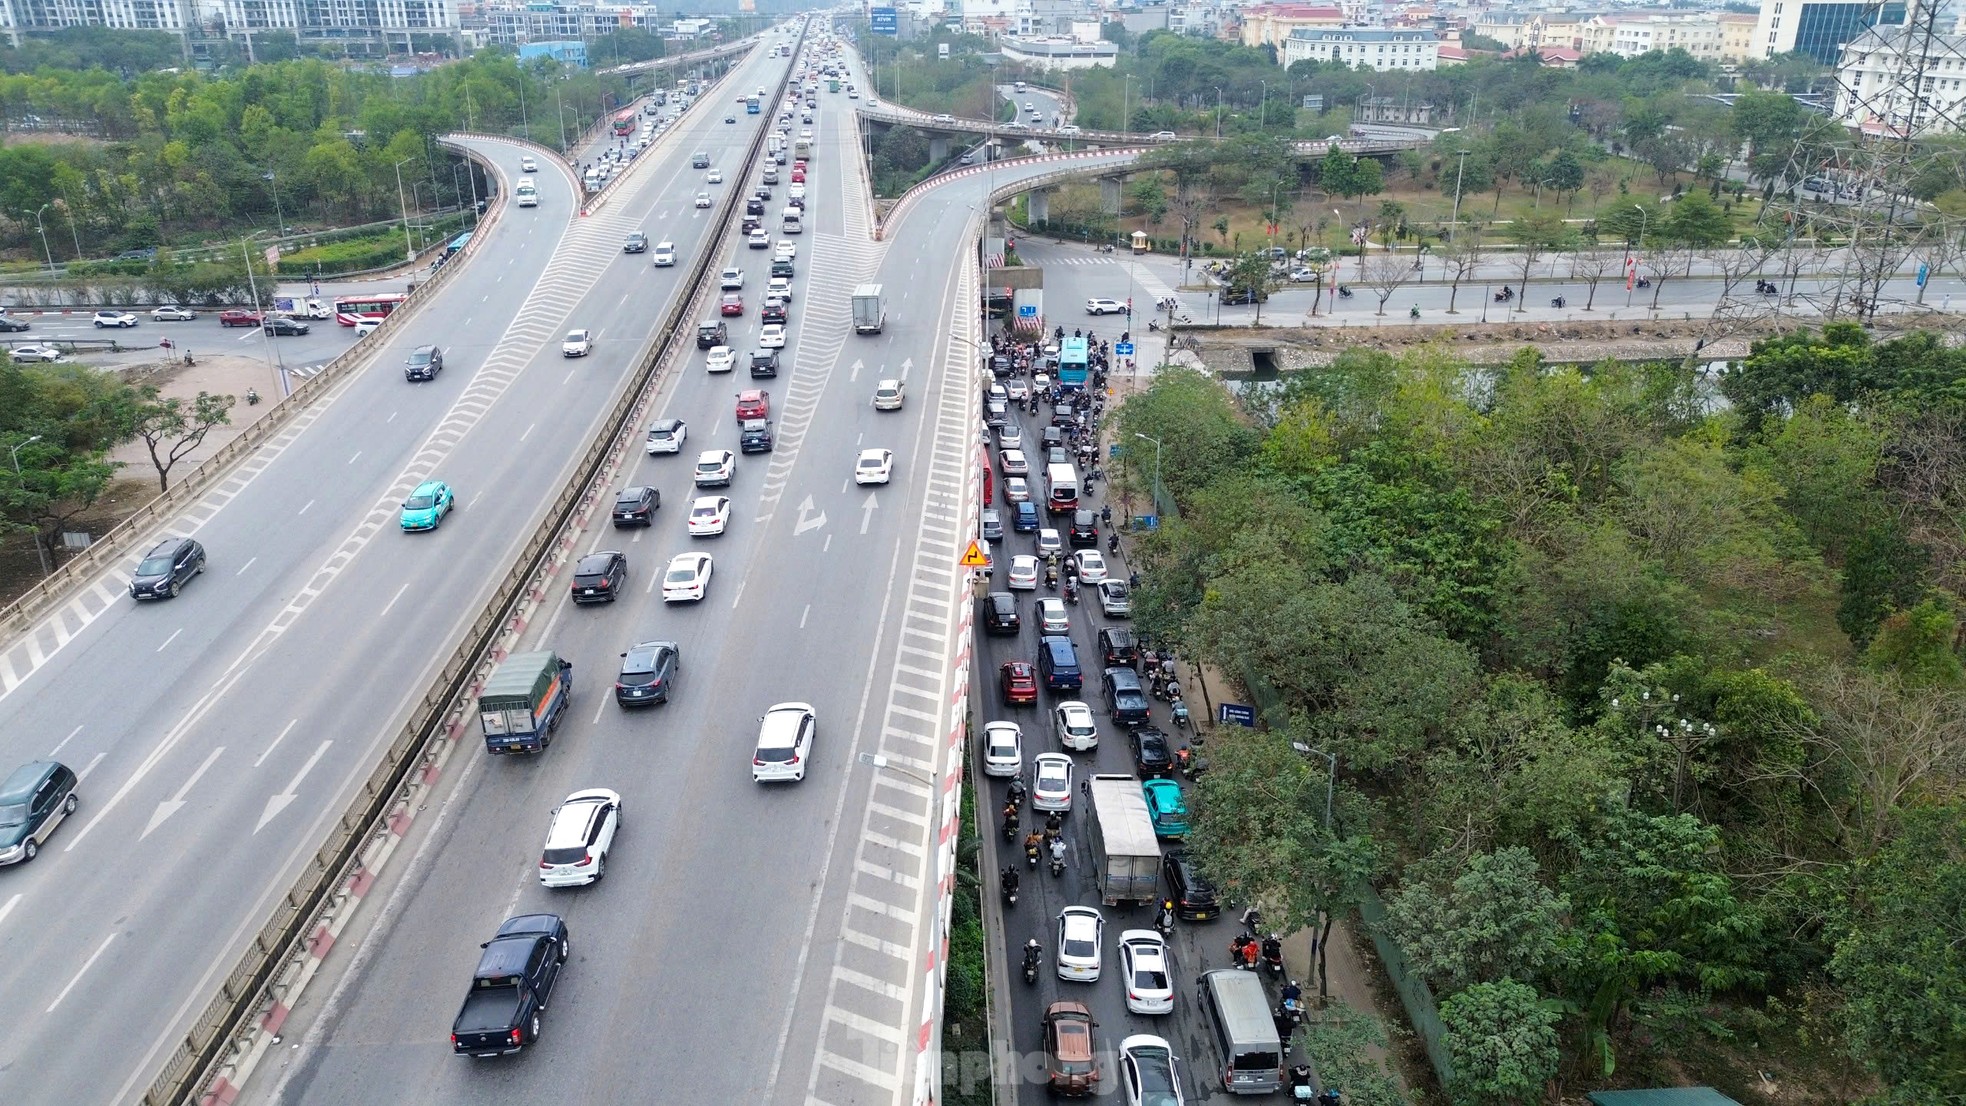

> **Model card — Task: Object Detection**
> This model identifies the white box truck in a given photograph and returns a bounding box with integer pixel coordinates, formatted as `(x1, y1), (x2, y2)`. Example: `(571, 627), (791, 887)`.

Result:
(852, 284), (885, 335)
(1087, 774), (1162, 906)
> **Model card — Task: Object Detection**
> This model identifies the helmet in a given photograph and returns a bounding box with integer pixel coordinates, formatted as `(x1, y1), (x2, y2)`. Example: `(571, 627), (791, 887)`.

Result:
(1290, 980), (1299, 988)
(1026, 938), (1040, 950)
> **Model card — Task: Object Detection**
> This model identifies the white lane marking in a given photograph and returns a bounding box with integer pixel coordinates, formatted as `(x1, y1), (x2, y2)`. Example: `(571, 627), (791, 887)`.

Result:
(297, 499), (314, 516)
(234, 556), (257, 576)
(0, 893), (20, 929)
(592, 696), (607, 725)
(47, 932), (116, 1012)
(386, 411), (398, 423)
(347, 451), (361, 465)
(800, 604), (810, 628)
(77, 751), (105, 780)
(155, 628), (182, 652)
(563, 368), (578, 384)
(378, 581), (412, 618)
(49, 724), (83, 757)
(255, 739), (333, 833)
(520, 422), (536, 442)
(254, 718), (299, 768)
(823, 533), (832, 553)
(729, 578), (745, 610)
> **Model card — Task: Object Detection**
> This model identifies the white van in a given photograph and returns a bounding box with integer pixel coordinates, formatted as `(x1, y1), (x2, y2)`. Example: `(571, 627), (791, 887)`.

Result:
(514, 177), (538, 207)
(781, 207), (803, 234)
(1198, 970), (1285, 1094)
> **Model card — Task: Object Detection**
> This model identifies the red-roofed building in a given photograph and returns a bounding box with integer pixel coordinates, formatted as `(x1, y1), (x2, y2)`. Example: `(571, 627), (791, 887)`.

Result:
(1502, 45), (1584, 68)
(1240, 4), (1347, 49)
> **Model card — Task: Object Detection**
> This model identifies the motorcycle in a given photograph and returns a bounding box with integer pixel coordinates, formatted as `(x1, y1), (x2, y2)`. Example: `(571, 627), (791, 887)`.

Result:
(1635, 276), (1652, 289)
(1064, 580), (1079, 605)
(1022, 942), (1042, 984)
(1262, 934), (1285, 976)
(1025, 835), (1042, 867)
(1494, 287), (1514, 302)
(1170, 697), (1190, 729)
(1279, 994), (1306, 1028)
(1290, 1064), (1315, 1102)
(1146, 320), (1160, 331)
(246, 387), (260, 406)
(1044, 566), (1059, 590)
(1006, 777), (1027, 808)
(1106, 533), (1119, 554)
(1097, 243), (1115, 253)
(1409, 306), (1420, 319)
(1001, 866), (1020, 907)
(1550, 296), (1566, 308)
(1002, 810), (1019, 841)
(1155, 901), (1176, 937)
(1336, 285), (1353, 298)
(1048, 838), (1067, 877)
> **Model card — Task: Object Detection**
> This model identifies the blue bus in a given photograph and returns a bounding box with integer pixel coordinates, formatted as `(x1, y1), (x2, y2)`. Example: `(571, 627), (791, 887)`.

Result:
(746, 96), (761, 114)
(442, 232), (472, 259)
(1058, 336), (1090, 390)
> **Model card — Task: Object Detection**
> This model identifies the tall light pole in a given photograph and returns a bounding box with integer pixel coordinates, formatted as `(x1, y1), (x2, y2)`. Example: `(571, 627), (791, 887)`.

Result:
(1121, 73), (1132, 137)
(263, 165), (285, 235)
(10, 434), (48, 575)
(1289, 742), (1337, 830)
(555, 80), (567, 150)
(58, 198), (81, 259)
(517, 71), (530, 141)
(392, 157), (416, 263)
(1212, 85), (1223, 138)
(1260, 79), (1269, 129)
(1133, 432), (1163, 516)
(241, 232), (288, 395)
(25, 204), (54, 274)
(1448, 148), (1469, 244)
(1625, 203), (1650, 309)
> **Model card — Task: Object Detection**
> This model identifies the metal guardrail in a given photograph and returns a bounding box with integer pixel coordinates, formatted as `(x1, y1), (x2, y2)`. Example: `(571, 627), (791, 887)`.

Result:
(139, 40), (802, 1106)
(860, 103), (1425, 157)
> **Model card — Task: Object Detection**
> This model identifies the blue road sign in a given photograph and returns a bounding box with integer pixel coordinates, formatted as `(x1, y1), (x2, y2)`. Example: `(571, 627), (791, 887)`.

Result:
(1218, 703), (1256, 727)
(1114, 341), (1134, 356)
(1017, 303), (1037, 318)
(870, 6), (897, 33)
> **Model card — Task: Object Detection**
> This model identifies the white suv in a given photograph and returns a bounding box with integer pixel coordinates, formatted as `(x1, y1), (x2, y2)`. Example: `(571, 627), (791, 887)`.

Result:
(753, 702), (816, 782)
(537, 789), (622, 887)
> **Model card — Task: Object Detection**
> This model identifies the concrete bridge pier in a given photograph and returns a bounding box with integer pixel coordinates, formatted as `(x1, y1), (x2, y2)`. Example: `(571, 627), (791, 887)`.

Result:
(1027, 188), (1050, 223)
(929, 136), (950, 162)
(1100, 176), (1123, 215)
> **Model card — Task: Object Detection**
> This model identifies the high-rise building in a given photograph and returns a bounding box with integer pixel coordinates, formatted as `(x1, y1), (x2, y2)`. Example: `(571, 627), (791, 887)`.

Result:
(1751, 0), (1904, 64)
(0, 0), (194, 33)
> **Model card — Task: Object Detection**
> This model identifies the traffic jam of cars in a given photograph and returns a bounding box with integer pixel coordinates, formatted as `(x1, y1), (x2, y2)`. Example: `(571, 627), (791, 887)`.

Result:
(977, 324), (1298, 1101)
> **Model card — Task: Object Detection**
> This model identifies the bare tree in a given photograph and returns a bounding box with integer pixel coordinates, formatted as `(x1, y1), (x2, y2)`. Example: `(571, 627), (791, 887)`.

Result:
(1645, 242), (1700, 310)
(120, 389), (237, 492)
(1567, 246), (1619, 310)
(1437, 233), (1486, 315)
(1703, 237), (1784, 317)
(1359, 252), (1419, 316)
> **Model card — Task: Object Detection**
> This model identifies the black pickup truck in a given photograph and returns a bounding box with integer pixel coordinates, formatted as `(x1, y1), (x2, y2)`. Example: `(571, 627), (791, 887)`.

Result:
(450, 914), (570, 1056)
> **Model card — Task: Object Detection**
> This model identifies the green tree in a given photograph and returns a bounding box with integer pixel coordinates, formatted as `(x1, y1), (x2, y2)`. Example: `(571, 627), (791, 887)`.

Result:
(1114, 366), (1262, 500)
(1828, 801), (1966, 1103)
(1384, 847), (1571, 993)
(1864, 599), (1965, 688)
(1838, 520), (1931, 649)
(1440, 980), (1564, 1105)
(118, 388), (236, 492)
(1301, 1002), (1408, 1106)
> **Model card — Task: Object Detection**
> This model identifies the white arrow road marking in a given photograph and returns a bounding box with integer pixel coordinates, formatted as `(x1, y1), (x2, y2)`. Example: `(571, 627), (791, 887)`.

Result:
(849, 358), (862, 382)
(794, 494), (827, 534)
(256, 739), (333, 834)
(142, 745), (224, 840)
(900, 356), (913, 378)
(860, 491), (878, 534)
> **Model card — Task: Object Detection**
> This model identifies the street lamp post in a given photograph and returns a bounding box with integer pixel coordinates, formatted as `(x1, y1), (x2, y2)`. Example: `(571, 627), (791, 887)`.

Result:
(25, 204), (55, 274)
(1260, 79), (1269, 129)
(1133, 432), (1163, 517)
(263, 165), (285, 235)
(393, 157), (416, 264)
(1213, 86), (1223, 138)
(58, 199), (81, 259)
(10, 434), (48, 575)
(1625, 203), (1650, 309)
(240, 233), (289, 395)
(1288, 742), (1337, 831)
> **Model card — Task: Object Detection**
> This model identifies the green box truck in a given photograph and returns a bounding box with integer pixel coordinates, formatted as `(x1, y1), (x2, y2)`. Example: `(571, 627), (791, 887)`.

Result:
(478, 650), (573, 755)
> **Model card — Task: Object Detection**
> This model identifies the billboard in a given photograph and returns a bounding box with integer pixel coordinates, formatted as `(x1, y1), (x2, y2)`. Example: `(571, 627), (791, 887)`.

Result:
(870, 6), (897, 34)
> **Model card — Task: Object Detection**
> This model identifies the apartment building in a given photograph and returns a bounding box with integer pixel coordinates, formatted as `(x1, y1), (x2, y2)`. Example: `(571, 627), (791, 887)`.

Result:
(480, 1), (659, 47)
(0, 0), (192, 32)
(1834, 23), (1966, 135)
(1582, 12), (1725, 61)
(1281, 26), (1439, 70)
(1750, 0), (1905, 64)
(1238, 3), (1344, 50)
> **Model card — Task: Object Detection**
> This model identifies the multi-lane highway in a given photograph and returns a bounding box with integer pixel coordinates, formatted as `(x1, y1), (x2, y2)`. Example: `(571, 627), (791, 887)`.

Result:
(0, 34), (790, 1106)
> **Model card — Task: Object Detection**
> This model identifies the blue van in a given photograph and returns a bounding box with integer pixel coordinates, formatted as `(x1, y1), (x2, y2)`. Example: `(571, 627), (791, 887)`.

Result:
(1037, 635), (1082, 691)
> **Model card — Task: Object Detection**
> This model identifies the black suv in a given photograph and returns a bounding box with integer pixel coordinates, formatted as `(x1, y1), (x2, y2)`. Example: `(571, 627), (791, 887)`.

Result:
(130, 537), (205, 600)
(696, 320), (727, 349)
(570, 551), (627, 603)
(263, 315), (310, 336)
(1099, 627), (1139, 669)
(405, 344), (443, 381)
(750, 349), (780, 378)
(745, 198), (765, 216)
(761, 298), (788, 325)
(982, 592), (1020, 635)
(623, 231), (648, 253)
(1218, 285), (1268, 305)
(739, 419), (774, 453)
(611, 486), (659, 527)
(1068, 509), (1099, 548)
(1131, 726), (1174, 776)
(615, 640), (679, 705)
(1162, 850), (1220, 921)
(770, 260), (795, 280)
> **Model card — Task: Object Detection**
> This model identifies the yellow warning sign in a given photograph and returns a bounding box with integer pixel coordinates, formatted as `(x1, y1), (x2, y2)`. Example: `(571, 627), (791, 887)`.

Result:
(959, 540), (991, 567)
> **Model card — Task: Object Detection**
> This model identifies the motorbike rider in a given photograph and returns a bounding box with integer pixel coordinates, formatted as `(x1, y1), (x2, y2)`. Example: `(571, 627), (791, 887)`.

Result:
(1156, 899), (1176, 932)
(1023, 938), (1042, 970)
(1282, 979), (1303, 1006)
(1023, 830), (1044, 860)
(1048, 836), (1067, 868)
(1001, 799), (1019, 832)
(1001, 865), (1020, 899)
(1006, 776), (1027, 807)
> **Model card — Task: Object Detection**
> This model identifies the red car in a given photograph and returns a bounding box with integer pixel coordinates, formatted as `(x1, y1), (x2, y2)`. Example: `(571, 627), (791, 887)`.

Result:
(720, 293), (744, 316)
(1000, 661), (1038, 706)
(735, 389), (770, 420)
(791, 169), (806, 184)
(219, 308), (264, 327)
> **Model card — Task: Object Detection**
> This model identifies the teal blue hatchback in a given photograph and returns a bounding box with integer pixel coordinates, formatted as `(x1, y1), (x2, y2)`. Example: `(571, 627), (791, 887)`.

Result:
(1142, 778), (1190, 839)
(399, 480), (454, 531)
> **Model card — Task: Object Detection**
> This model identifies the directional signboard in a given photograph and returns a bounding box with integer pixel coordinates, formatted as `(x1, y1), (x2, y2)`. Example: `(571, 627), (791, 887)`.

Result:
(870, 6), (897, 33)
(1017, 304), (1037, 319)
(1114, 341), (1134, 356)
(1218, 703), (1256, 727)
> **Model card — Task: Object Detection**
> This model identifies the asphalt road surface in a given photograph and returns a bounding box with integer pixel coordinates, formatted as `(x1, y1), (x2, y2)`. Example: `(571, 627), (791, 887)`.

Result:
(0, 42), (785, 1106)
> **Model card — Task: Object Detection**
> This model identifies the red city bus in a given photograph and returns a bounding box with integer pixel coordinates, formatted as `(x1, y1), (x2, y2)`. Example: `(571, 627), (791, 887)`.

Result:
(979, 441), (994, 506)
(332, 292), (407, 326)
(611, 108), (637, 137)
